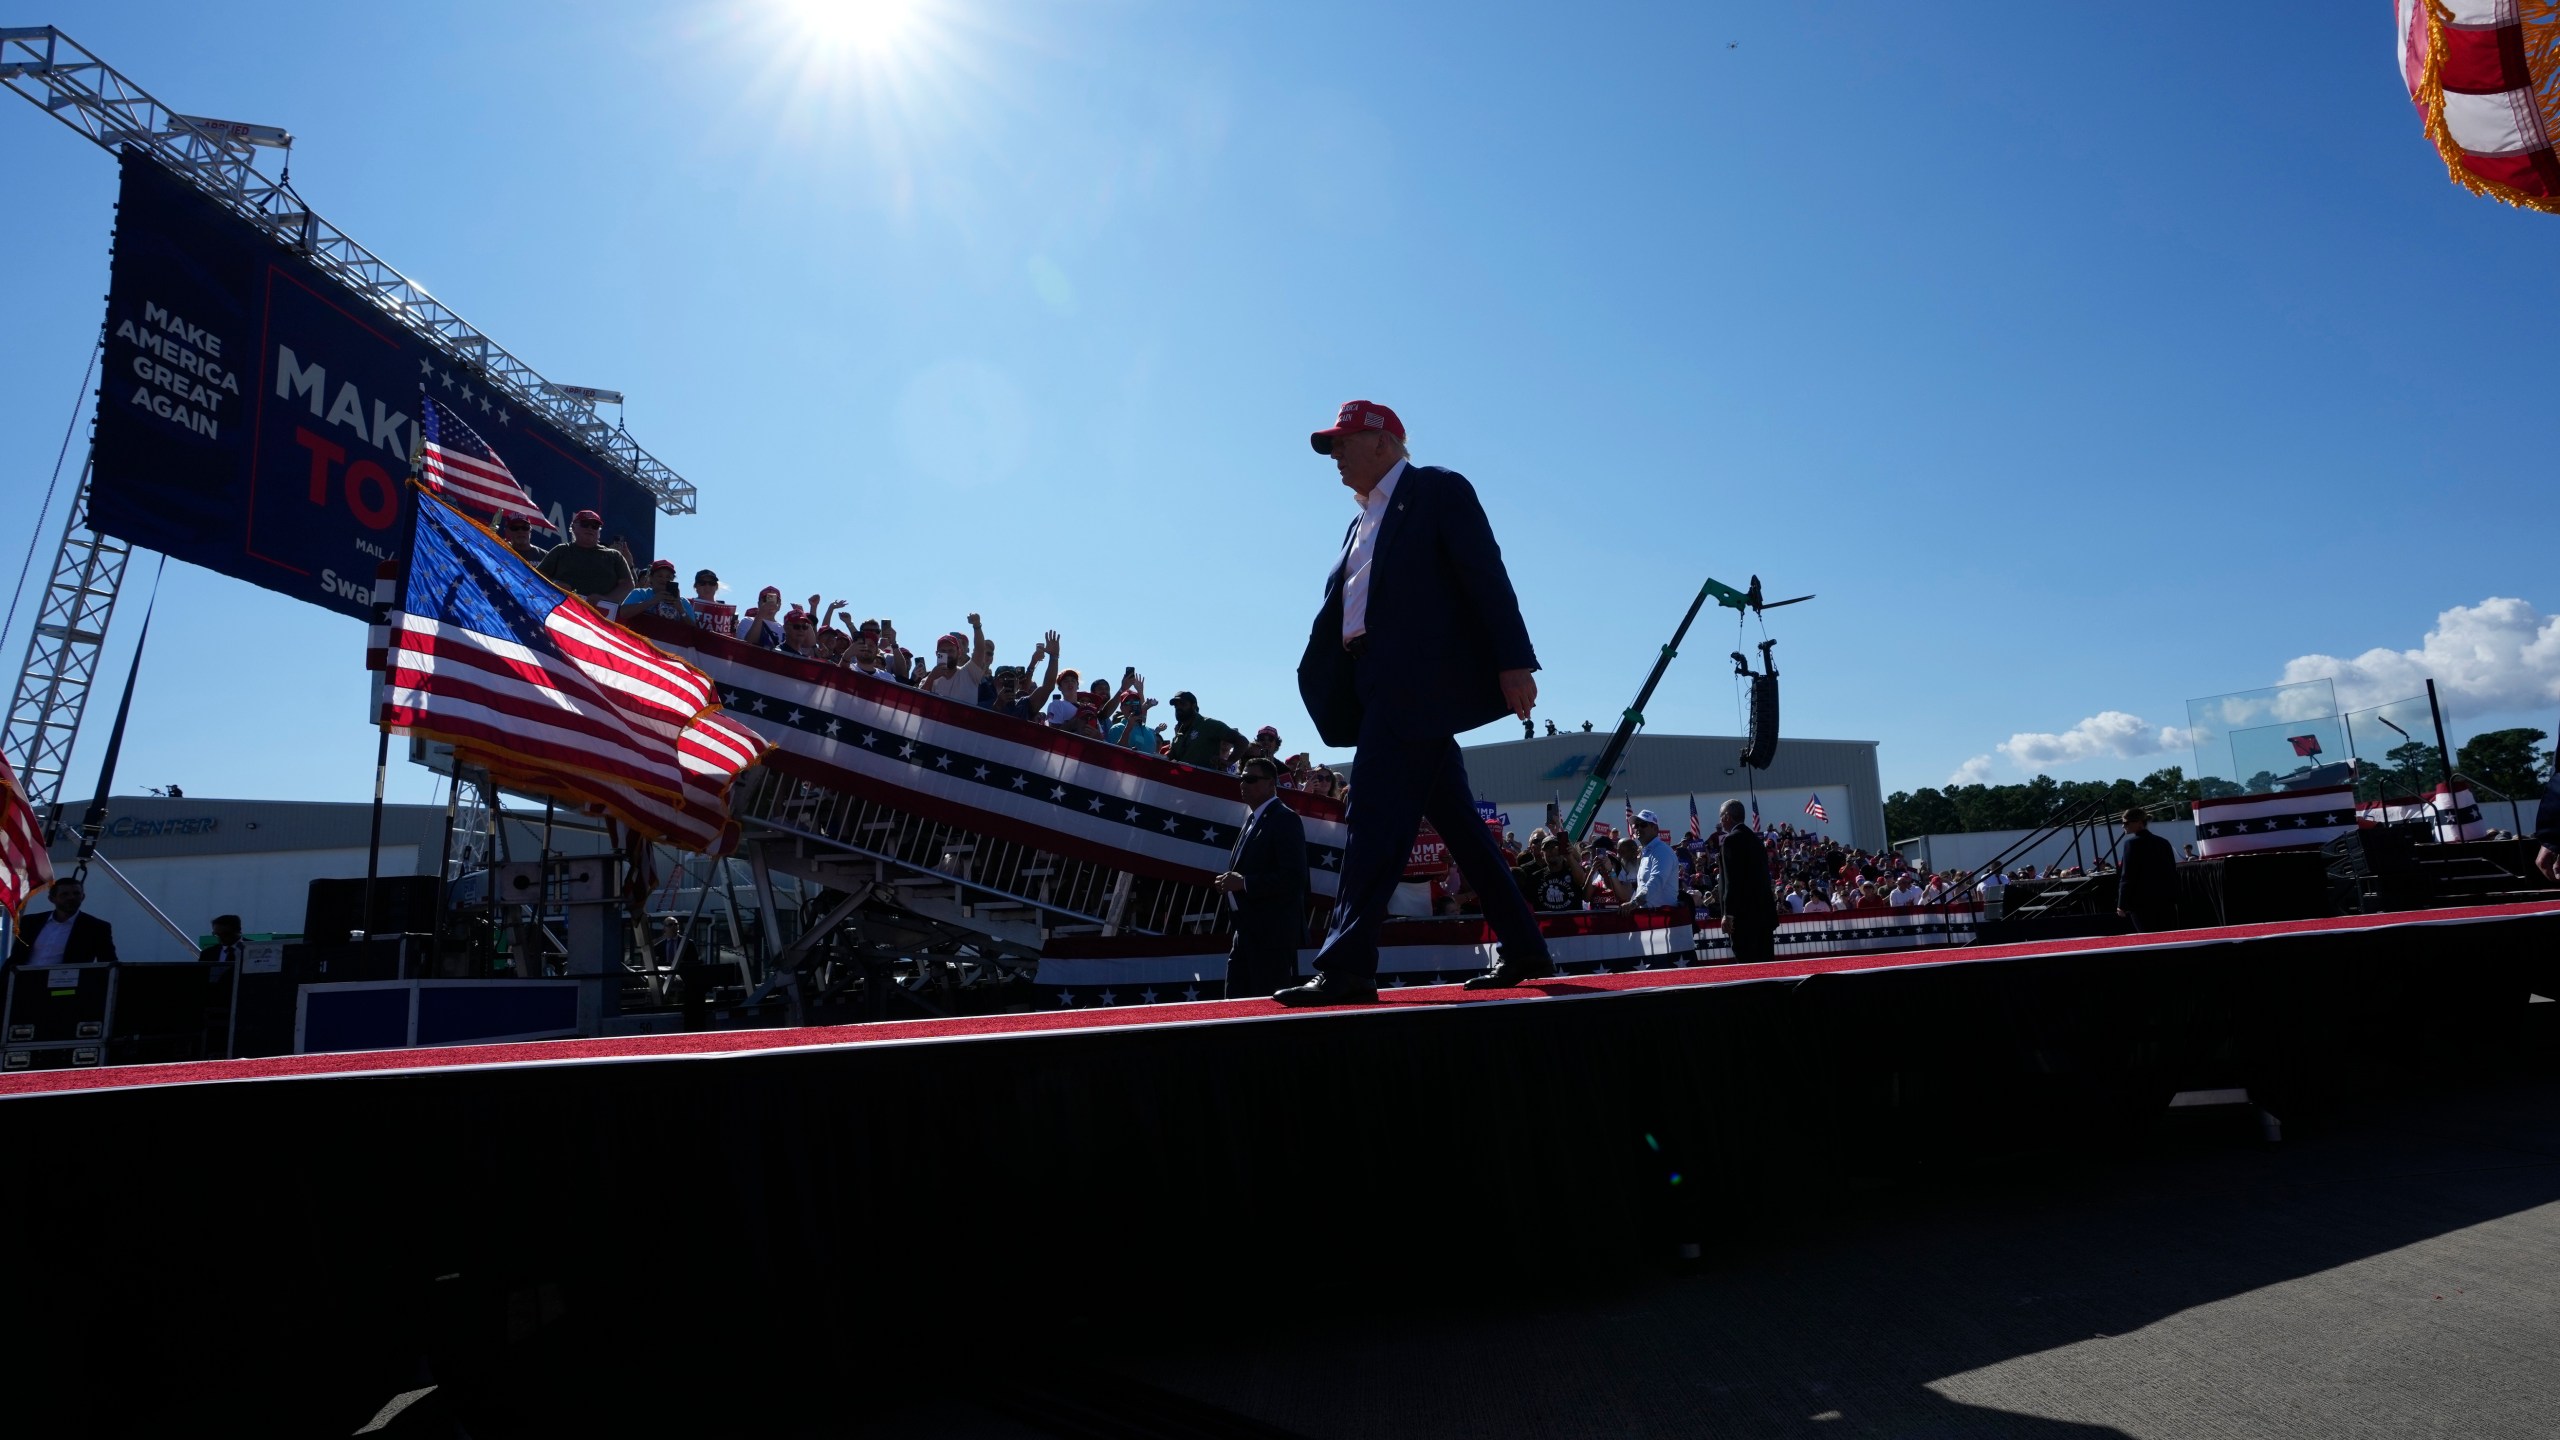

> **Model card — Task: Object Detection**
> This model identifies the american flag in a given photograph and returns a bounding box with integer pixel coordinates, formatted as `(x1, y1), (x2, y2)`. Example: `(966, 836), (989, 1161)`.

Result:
(417, 396), (551, 532)
(1803, 794), (1829, 823)
(1686, 794), (1702, 843)
(0, 751), (52, 922)
(376, 494), (766, 853)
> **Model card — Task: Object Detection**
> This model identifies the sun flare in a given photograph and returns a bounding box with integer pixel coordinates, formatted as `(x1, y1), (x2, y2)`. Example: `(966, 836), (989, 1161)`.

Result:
(778, 0), (918, 56)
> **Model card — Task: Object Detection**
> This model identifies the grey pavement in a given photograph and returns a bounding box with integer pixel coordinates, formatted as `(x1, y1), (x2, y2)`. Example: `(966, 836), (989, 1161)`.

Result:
(878, 1073), (2560, 1439)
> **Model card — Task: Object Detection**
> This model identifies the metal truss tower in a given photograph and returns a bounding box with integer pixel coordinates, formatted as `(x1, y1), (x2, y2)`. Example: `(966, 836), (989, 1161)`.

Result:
(0, 25), (700, 821)
(1, 462), (129, 828)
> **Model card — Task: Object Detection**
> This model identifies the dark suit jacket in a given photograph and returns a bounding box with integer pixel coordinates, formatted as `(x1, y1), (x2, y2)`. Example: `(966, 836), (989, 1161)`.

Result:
(2118, 831), (2179, 914)
(1297, 464), (1538, 747)
(1228, 798), (1309, 952)
(12, 909), (117, 966)
(1714, 828), (1778, 933)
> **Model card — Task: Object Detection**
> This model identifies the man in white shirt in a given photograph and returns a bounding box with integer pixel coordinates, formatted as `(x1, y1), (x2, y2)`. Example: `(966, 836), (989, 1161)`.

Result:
(1888, 875), (1924, 906)
(1282, 400), (1550, 1006)
(1627, 810), (1681, 909)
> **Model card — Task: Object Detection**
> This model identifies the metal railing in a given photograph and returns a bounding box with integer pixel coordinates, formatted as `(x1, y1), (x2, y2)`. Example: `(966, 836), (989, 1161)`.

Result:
(733, 769), (1227, 939)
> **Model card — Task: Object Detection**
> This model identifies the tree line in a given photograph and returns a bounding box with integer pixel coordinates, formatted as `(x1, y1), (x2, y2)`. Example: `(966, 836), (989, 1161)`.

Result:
(1886, 728), (2550, 839)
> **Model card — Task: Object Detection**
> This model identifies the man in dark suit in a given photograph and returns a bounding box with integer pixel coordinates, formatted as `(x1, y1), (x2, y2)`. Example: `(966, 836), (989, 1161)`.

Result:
(1213, 757), (1309, 998)
(10, 876), (117, 968)
(1713, 801), (1779, 964)
(2115, 808), (2180, 932)
(195, 913), (245, 969)
(1284, 400), (1553, 1005)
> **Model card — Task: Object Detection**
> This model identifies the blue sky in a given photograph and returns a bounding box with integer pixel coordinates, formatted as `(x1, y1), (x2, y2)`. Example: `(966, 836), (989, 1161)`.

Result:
(4, 2), (2557, 815)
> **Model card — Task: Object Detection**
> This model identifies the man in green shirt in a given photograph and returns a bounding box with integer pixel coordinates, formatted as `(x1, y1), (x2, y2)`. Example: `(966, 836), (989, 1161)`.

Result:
(536, 508), (634, 607)
(1165, 691), (1243, 771)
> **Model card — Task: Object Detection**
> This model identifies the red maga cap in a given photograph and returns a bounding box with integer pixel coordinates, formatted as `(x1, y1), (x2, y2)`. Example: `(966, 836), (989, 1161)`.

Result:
(1310, 400), (1403, 455)
(572, 508), (602, 525)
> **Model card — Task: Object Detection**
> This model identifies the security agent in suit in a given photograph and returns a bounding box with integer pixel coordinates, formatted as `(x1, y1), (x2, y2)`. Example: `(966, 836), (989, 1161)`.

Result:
(1283, 400), (1554, 1005)
(1212, 757), (1310, 998)
(2114, 808), (2181, 932)
(1713, 801), (1780, 965)
(9, 876), (117, 968)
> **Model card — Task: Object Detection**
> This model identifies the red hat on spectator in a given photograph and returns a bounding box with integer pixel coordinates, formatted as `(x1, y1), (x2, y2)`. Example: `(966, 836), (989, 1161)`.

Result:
(1310, 400), (1404, 455)
(935, 631), (967, 655)
(784, 608), (811, 626)
(1255, 725), (1281, 743)
(648, 558), (675, 572)
(759, 585), (782, 601)
(572, 509), (602, 525)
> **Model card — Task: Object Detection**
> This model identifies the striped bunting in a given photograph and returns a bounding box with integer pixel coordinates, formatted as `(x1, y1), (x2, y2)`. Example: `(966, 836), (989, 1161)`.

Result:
(630, 618), (1352, 892)
(2358, 783), (2489, 842)
(2191, 783), (2358, 858)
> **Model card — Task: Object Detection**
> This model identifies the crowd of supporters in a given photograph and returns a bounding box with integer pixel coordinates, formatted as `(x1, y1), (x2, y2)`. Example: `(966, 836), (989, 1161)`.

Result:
(1461, 817), (2118, 920)
(508, 513), (1346, 794)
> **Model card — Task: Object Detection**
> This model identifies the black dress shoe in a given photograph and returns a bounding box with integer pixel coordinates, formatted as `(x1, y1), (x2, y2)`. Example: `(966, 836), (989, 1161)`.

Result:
(1461, 947), (1556, 990)
(1272, 974), (1380, 1006)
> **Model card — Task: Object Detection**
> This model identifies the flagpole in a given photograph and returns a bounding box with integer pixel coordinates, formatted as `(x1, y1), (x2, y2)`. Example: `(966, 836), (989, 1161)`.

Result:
(363, 475), (426, 973)
(2425, 679), (2459, 840)
(360, 728), (392, 962)
(431, 766), (460, 972)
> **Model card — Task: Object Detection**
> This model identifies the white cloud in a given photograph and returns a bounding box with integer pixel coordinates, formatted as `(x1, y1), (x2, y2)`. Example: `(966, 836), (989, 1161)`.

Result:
(1953, 597), (2560, 786)
(1995, 711), (2188, 769)
(2281, 597), (2560, 716)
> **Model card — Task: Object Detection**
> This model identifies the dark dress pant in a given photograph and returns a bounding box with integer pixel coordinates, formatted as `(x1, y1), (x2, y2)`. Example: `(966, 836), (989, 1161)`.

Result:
(1313, 719), (1548, 983)
(1727, 921), (1776, 965)
(1227, 937), (1299, 998)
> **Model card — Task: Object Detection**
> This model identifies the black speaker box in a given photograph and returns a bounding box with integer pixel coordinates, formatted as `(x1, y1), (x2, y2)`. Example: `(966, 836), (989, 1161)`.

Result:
(1740, 672), (1779, 770)
(304, 875), (440, 941)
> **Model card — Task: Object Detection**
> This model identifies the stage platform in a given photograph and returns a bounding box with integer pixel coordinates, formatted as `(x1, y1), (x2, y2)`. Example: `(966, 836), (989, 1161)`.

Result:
(9, 901), (2558, 1432)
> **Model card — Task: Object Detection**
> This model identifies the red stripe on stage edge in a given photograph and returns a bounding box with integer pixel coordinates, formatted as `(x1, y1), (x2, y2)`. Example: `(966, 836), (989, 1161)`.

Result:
(2437, 21), (2533, 94)
(7, 900), (2557, 1102)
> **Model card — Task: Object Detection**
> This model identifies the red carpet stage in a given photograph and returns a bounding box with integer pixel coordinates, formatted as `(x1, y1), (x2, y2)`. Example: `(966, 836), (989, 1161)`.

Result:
(8, 901), (2558, 1431)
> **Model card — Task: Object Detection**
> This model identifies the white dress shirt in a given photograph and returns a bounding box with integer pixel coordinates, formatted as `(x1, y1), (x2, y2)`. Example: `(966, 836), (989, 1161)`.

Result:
(28, 911), (77, 966)
(1339, 459), (1407, 644)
